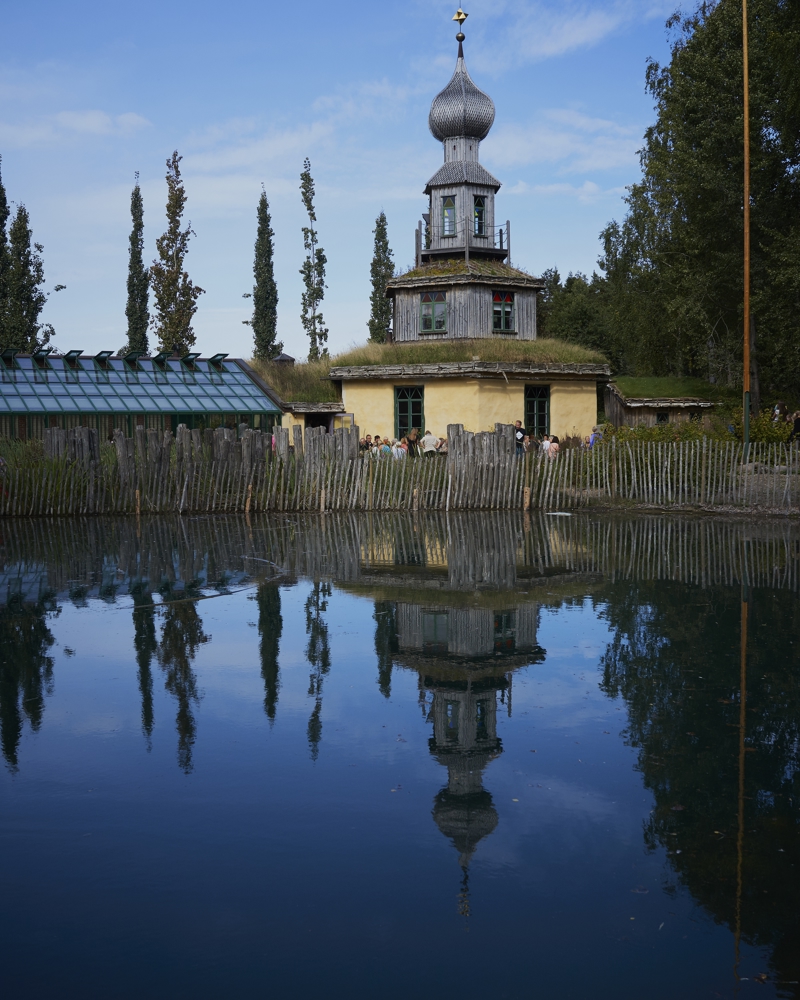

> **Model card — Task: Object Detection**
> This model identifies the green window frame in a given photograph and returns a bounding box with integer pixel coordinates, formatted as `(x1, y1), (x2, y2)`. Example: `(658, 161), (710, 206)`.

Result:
(524, 385), (549, 437)
(492, 291), (515, 332)
(442, 195), (456, 237)
(420, 291), (447, 333)
(394, 385), (424, 440)
(474, 196), (486, 236)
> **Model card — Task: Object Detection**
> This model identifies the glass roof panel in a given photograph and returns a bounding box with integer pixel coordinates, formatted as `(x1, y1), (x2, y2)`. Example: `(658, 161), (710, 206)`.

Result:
(0, 356), (281, 415)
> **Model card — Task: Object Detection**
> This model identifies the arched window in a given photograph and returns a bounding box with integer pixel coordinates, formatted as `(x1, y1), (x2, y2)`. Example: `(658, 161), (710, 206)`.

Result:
(442, 196), (456, 237)
(473, 196), (486, 236)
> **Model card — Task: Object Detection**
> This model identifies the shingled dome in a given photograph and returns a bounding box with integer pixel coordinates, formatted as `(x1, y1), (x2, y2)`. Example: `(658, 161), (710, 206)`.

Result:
(428, 45), (495, 142)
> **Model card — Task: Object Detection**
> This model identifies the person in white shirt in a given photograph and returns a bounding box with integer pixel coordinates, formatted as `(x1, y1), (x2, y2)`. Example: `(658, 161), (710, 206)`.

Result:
(421, 429), (438, 457)
(541, 434), (551, 455)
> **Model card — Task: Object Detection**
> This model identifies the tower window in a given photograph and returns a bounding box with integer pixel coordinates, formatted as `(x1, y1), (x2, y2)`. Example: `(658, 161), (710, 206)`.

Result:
(474, 196), (486, 236)
(442, 196), (456, 237)
(492, 291), (514, 331)
(421, 291), (447, 333)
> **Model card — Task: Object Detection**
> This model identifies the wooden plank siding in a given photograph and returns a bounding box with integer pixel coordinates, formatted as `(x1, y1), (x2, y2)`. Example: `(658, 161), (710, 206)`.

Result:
(393, 286), (537, 341)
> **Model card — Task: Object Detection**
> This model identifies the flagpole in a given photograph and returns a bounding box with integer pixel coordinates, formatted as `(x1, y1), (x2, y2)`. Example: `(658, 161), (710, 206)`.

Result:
(742, 0), (751, 450)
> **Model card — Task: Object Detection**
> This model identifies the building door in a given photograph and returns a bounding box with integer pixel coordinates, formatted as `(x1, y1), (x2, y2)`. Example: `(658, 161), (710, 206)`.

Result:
(524, 385), (549, 437)
(395, 386), (424, 440)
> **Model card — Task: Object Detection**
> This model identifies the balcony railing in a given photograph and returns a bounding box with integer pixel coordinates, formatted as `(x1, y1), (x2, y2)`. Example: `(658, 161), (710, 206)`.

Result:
(414, 218), (511, 267)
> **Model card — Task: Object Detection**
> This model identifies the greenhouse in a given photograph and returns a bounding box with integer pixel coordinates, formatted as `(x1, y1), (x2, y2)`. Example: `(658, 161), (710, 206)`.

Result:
(0, 349), (283, 440)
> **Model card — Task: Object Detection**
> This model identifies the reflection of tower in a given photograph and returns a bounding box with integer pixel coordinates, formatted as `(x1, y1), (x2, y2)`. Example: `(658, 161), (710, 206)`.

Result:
(429, 676), (503, 908)
(388, 599), (545, 915)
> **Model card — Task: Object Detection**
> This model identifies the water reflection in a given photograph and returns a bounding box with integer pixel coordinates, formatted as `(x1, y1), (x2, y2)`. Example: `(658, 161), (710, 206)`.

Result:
(2, 512), (800, 988)
(388, 600), (546, 913)
(0, 590), (58, 771)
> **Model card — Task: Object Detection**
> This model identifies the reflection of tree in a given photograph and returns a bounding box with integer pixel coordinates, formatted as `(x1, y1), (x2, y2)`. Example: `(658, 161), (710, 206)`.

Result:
(256, 584), (282, 722)
(157, 584), (208, 774)
(373, 601), (397, 699)
(130, 583), (157, 747)
(304, 582), (331, 761)
(599, 582), (800, 990)
(0, 594), (58, 772)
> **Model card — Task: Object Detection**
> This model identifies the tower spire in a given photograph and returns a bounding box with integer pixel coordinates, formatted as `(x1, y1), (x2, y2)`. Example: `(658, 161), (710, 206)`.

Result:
(452, 7), (468, 57)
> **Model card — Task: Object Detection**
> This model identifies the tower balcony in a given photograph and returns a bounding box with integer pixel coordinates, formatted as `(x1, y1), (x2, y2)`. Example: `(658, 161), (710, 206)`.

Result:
(416, 218), (511, 267)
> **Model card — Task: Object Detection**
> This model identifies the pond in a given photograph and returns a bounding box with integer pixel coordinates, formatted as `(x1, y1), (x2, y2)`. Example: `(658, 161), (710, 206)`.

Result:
(1, 513), (799, 999)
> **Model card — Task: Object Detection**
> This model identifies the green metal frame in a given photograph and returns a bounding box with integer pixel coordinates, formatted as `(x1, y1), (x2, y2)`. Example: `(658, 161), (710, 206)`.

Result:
(524, 385), (549, 436)
(394, 386), (425, 440)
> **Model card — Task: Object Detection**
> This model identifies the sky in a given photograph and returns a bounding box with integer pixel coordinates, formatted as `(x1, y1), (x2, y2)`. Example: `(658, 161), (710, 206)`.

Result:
(0, 0), (677, 361)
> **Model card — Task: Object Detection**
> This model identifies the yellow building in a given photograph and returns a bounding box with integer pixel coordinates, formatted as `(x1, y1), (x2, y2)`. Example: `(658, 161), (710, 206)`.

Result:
(329, 360), (607, 442)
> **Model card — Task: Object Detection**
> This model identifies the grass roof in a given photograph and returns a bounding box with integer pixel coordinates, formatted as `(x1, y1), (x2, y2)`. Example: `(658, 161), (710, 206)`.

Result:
(252, 339), (608, 404)
(331, 338), (607, 368)
(613, 376), (738, 402)
(391, 259), (539, 281)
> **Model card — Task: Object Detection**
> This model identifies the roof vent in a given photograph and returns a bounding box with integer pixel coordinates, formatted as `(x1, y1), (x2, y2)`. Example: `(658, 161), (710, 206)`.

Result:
(33, 347), (53, 366)
(94, 350), (113, 370)
(1, 348), (19, 370)
(152, 351), (171, 370)
(64, 350), (84, 370)
(123, 350), (144, 371)
(181, 352), (200, 371)
(208, 353), (228, 371)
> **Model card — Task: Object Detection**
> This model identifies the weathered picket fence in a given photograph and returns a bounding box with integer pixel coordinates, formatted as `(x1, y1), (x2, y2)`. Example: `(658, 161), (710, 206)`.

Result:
(4, 511), (799, 600)
(0, 422), (798, 516)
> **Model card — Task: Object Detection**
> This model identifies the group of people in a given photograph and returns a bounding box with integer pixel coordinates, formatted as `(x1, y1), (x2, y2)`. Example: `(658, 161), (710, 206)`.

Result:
(359, 429), (448, 459)
(772, 402), (800, 442)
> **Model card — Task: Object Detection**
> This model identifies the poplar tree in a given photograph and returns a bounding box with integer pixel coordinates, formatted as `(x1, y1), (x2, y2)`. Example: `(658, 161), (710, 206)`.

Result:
(125, 174), (149, 354)
(150, 151), (204, 355)
(4, 205), (55, 352)
(246, 188), (282, 361)
(0, 157), (9, 344)
(299, 159), (328, 360)
(367, 211), (394, 342)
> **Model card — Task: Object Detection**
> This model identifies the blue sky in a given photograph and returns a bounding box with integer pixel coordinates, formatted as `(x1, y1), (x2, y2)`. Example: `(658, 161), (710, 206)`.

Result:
(0, 0), (676, 360)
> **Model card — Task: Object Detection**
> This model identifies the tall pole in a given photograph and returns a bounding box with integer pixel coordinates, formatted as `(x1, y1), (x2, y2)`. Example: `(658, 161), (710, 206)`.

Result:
(742, 0), (751, 449)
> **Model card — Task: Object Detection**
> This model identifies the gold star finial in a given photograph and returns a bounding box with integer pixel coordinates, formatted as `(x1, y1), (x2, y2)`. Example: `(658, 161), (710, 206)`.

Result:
(452, 8), (468, 26)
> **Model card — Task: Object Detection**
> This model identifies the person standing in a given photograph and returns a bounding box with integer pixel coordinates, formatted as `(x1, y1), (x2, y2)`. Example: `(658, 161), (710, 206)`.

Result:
(421, 429), (438, 457)
(514, 420), (525, 455)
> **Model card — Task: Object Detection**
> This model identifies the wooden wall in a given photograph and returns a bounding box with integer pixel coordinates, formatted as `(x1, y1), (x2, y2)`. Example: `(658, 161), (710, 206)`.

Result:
(394, 285), (537, 342)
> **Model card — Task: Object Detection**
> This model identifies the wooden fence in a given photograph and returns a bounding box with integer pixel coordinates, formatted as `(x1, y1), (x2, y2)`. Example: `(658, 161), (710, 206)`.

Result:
(3, 511), (798, 603)
(0, 422), (798, 517)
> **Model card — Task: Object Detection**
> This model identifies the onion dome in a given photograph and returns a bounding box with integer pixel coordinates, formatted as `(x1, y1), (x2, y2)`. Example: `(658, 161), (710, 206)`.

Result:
(428, 41), (495, 142)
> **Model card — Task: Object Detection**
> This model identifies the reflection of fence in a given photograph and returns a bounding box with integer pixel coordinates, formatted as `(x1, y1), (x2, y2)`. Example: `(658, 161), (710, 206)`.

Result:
(1, 424), (799, 517)
(2, 511), (798, 604)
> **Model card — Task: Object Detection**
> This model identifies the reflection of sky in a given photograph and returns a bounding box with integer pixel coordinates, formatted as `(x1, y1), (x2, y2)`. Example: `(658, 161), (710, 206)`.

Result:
(1, 584), (775, 999)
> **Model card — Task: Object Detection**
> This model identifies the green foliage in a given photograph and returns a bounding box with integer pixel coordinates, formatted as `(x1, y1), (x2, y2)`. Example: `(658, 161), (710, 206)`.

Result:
(248, 189), (282, 362)
(538, 268), (618, 365)
(599, 421), (729, 444)
(598, 0), (800, 400)
(299, 159), (328, 361)
(0, 157), (9, 345)
(2, 204), (55, 352)
(150, 151), (204, 355)
(124, 177), (149, 355)
(731, 407), (792, 443)
(367, 211), (394, 343)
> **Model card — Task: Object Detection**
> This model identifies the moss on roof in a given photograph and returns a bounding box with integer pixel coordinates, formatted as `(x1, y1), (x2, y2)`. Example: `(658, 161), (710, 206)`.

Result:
(331, 338), (606, 368)
(252, 339), (608, 404)
(249, 358), (340, 404)
(388, 259), (541, 284)
(613, 377), (738, 402)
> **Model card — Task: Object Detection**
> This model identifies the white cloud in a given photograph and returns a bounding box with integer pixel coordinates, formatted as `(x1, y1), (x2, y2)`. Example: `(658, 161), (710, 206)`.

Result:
(483, 110), (640, 174)
(0, 109), (150, 147)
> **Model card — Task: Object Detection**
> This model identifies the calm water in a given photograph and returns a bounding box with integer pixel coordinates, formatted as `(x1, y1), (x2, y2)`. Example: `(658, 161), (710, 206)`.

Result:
(1, 513), (799, 1000)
